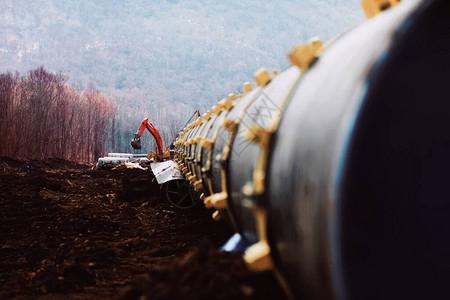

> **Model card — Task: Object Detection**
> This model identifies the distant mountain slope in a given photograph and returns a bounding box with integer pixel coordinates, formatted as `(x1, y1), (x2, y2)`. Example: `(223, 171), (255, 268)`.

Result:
(0, 0), (363, 151)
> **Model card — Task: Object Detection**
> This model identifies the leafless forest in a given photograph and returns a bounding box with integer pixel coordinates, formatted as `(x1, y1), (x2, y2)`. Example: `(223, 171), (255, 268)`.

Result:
(0, 67), (114, 163)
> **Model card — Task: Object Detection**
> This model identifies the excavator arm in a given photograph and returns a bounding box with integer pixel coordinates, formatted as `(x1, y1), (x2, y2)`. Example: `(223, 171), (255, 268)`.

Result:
(131, 117), (164, 160)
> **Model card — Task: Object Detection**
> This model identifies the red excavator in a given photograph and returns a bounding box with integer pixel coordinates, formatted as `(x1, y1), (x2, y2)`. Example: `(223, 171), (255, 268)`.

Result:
(130, 117), (164, 161)
(130, 111), (200, 161)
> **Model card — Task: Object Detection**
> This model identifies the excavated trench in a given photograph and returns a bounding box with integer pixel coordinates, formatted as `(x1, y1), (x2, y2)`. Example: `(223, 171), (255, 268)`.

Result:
(0, 157), (283, 300)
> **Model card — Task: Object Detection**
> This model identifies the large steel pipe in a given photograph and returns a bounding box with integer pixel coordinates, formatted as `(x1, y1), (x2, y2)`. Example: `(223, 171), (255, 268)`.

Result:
(174, 0), (450, 299)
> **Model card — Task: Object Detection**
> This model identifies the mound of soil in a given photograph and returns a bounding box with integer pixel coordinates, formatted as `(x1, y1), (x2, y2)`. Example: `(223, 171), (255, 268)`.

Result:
(0, 157), (284, 300)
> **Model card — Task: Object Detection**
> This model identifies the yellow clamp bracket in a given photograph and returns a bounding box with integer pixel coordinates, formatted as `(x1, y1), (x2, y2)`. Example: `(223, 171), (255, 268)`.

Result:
(244, 240), (273, 272)
(187, 173), (196, 183)
(254, 68), (271, 87)
(187, 174), (197, 182)
(215, 99), (227, 113)
(194, 118), (203, 126)
(223, 93), (236, 111)
(193, 180), (203, 191)
(193, 136), (203, 144)
(244, 206), (273, 271)
(361, 0), (400, 19)
(203, 192), (228, 209)
(243, 82), (253, 93)
(203, 111), (212, 121)
(200, 138), (214, 150)
(218, 99), (227, 110)
(243, 124), (272, 146)
(289, 37), (323, 70)
(223, 118), (238, 132)
(211, 104), (221, 114)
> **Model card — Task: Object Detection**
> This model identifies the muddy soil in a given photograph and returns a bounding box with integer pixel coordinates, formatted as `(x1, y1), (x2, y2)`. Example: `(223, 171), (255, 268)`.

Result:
(0, 157), (284, 300)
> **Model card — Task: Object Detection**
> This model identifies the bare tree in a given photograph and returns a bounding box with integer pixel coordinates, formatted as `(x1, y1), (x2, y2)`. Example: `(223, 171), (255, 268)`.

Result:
(0, 67), (114, 163)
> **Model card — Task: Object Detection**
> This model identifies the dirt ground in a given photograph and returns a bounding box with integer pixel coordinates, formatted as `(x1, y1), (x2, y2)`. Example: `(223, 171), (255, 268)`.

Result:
(0, 157), (284, 300)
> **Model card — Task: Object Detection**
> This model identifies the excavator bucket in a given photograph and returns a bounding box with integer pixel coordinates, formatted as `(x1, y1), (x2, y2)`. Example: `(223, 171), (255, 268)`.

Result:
(130, 135), (142, 150)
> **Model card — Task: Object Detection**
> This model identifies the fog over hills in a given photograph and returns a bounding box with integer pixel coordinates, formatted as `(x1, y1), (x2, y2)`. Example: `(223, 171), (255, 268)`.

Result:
(0, 0), (363, 150)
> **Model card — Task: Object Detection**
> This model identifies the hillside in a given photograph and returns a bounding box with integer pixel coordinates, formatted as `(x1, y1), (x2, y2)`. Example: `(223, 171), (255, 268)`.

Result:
(0, 0), (363, 151)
